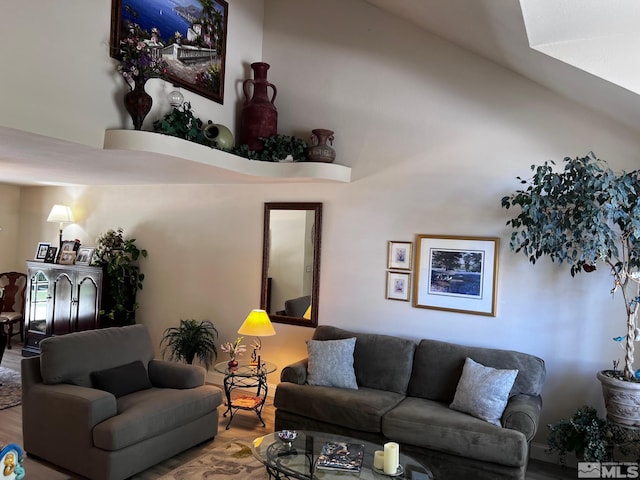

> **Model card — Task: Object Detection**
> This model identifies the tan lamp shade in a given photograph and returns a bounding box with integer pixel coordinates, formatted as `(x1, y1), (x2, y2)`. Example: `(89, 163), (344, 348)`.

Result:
(47, 204), (74, 224)
(238, 309), (276, 337)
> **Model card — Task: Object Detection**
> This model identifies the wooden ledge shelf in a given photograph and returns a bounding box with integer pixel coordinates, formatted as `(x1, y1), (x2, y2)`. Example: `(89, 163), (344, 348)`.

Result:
(103, 129), (351, 183)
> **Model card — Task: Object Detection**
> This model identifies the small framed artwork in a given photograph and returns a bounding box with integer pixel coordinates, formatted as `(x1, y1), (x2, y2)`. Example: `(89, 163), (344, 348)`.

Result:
(44, 247), (58, 264)
(75, 247), (95, 266)
(387, 241), (413, 270)
(59, 251), (76, 265)
(386, 271), (411, 301)
(413, 235), (499, 316)
(35, 242), (50, 261)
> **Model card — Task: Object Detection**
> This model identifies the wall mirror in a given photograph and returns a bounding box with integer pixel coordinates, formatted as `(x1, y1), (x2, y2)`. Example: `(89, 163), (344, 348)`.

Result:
(260, 202), (322, 328)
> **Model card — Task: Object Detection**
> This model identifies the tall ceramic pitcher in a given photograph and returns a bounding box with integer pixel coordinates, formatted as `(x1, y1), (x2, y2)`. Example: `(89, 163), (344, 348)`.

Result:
(240, 62), (278, 152)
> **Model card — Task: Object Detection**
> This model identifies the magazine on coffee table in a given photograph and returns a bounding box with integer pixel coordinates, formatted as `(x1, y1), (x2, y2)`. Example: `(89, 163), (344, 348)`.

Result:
(316, 441), (365, 472)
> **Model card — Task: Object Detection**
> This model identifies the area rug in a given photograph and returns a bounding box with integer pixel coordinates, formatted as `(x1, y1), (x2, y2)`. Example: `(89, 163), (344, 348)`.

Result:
(158, 440), (268, 480)
(0, 366), (21, 410)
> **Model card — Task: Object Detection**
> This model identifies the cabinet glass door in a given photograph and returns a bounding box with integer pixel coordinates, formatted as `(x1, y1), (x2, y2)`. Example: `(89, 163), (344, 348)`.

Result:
(28, 271), (49, 334)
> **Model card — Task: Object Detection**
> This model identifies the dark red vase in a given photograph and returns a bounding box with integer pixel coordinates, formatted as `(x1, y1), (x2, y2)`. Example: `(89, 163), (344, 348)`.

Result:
(240, 62), (278, 152)
(124, 79), (152, 130)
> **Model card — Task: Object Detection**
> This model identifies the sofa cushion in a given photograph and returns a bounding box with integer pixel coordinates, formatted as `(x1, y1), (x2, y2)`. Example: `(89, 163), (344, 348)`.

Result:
(449, 357), (518, 426)
(407, 339), (545, 403)
(382, 397), (528, 467)
(92, 385), (222, 451)
(40, 325), (154, 387)
(91, 361), (152, 398)
(307, 337), (358, 389)
(274, 382), (404, 433)
(312, 326), (416, 394)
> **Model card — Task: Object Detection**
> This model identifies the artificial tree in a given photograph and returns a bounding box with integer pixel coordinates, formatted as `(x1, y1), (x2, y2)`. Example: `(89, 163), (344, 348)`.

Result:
(501, 153), (640, 382)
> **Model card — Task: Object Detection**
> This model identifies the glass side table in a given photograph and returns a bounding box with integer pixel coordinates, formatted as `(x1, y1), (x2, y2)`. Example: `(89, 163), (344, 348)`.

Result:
(214, 360), (277, 429)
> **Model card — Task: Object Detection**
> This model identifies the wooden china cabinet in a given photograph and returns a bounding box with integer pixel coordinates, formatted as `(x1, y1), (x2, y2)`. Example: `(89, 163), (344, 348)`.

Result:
(22, 261), (103, 356)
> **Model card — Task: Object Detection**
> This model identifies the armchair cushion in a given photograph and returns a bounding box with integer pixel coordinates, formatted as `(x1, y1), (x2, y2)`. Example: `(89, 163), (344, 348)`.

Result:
(148, 359), (205, 389)
(91, 361), (152, 398)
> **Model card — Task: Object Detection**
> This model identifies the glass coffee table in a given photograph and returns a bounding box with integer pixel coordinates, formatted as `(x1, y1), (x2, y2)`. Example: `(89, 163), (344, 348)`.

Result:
(252, 430), (433, 479)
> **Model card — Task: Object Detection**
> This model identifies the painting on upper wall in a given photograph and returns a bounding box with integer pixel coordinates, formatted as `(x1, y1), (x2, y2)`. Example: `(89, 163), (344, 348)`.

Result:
(413, 235), (499, 316)
(110, 0), (228, 104)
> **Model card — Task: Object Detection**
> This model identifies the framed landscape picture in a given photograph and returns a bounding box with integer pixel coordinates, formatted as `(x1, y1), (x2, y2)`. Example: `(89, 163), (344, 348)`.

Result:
(413, 235), (499, 316)
(110, 0), (228, 104)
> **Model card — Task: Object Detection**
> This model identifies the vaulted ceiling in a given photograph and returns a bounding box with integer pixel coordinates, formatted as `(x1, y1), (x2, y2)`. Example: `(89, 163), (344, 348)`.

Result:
(3, 0), (640, 186)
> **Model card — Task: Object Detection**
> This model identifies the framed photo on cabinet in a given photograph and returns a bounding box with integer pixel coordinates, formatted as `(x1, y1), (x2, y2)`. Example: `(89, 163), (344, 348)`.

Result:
(387, 241), (413, 270)
(44, 247), (58, 264)
(413, 235), (499, 316)
(386, 271), (411, 301)
(59, 251), (77, 265)
(75, 247), (95, 266)
(35, 242), (50, 261)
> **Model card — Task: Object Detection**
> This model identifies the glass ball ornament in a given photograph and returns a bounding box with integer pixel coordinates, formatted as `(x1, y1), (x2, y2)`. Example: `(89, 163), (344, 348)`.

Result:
(167, 87), (184, 108)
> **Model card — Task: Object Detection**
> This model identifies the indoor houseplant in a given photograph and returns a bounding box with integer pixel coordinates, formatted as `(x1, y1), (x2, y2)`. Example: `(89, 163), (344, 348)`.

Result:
(501, 153), (640, 425)
(160, 319), (218, 370)
(93, 228), (147, 327)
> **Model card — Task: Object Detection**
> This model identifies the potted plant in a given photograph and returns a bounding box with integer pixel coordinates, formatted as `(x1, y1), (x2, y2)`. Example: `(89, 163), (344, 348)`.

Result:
(93, 228), (147, 327)
(501, 153), (640, 425)
(220, 336), (246, 368)
(547, 405), (640, 463)
(160, 319), (218, 370)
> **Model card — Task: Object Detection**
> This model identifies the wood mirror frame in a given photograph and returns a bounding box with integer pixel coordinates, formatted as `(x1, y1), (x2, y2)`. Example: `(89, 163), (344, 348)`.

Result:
(260, 202), (322, 328)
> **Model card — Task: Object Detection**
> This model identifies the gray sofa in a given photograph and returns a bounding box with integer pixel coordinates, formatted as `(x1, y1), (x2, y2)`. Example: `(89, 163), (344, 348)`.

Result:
(274, 326), (546, 480)
(21, 324), (223, 480)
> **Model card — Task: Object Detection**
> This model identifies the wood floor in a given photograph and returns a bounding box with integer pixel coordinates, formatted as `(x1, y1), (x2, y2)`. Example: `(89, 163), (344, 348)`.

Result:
(0, 344), (576, 479)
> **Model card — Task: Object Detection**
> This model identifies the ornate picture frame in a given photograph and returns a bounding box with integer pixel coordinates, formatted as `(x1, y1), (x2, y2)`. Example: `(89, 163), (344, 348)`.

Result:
(110, 0), (228, 104)
(413, 235), (499, 316)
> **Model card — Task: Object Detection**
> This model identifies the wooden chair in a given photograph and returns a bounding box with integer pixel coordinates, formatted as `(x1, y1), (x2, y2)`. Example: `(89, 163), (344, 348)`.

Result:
(0, 272), (27, 349)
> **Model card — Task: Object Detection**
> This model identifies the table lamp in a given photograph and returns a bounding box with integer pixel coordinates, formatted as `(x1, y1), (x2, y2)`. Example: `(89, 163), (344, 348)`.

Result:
(47, 204), (74, 250)
(238, 309), (275, 367)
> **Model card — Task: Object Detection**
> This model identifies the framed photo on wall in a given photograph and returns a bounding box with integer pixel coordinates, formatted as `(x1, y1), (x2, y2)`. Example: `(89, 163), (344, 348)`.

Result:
(386, 271), (411, 301)
(110, 0), (229, 105)
(35, 242), (50, 261)
(387, 241), (413, 270)
(413, 235), (499, 316)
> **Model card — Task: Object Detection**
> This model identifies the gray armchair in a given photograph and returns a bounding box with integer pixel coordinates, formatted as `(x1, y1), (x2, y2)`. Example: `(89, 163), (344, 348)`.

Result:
(22, 325), (223, 480)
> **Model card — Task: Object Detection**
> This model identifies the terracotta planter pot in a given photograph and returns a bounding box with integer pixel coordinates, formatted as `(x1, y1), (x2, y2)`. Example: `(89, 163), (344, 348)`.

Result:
(597, 370), (640, 426)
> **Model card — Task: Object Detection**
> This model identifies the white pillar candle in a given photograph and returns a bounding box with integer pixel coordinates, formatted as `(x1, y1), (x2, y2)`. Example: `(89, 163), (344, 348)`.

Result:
(373, 450), (385, 470)
(383, 442), (399, 474)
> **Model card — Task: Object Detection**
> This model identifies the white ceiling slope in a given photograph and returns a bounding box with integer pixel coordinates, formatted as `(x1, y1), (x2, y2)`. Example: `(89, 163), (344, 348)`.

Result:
(366, 0), (640, 132)
(4, 0), (640, 186)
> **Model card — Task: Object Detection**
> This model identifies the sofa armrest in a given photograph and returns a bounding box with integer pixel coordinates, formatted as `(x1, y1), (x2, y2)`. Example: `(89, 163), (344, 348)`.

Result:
(280, 358), (309, 384)
(148, 359), (205, 389)
(502, 394), (542, 441)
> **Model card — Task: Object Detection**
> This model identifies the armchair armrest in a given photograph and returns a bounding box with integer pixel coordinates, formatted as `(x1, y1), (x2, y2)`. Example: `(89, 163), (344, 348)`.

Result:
(23, 383), (117, 456)
(148, 359), (205, 389)
(280, 358), (308, 384)
(502, 394), (542, 442)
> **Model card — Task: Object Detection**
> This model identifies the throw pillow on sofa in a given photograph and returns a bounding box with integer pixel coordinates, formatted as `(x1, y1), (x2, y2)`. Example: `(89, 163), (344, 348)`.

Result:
(91, 360), (153, 398)
(449, 357), (518, 426)
(306, 337), (358, 389)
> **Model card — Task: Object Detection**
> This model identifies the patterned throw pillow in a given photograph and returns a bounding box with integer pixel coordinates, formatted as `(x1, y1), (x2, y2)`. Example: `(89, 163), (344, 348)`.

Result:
(449, 357), (518, 426)
(306, 337), (358, 389)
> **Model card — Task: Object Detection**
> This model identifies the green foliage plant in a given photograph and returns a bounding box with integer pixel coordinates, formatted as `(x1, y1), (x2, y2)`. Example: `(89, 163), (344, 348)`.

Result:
(548, 405), (640, 463)
(232, 134), (308, 162)
(153, 102), (207, 145)
(94, 228), (147, 326)
(501, 153), (640, 381)
(160, 319), (218, 370)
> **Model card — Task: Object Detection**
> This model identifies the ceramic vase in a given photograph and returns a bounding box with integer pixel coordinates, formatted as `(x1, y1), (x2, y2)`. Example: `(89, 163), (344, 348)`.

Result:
(202, 122), (234, 150)
(597, 370), (640, 426)
(239, 62), (278, 152)
(124, 79), (152, 130)
(228, 359), (239, 369)
(307, 129), (336, 163)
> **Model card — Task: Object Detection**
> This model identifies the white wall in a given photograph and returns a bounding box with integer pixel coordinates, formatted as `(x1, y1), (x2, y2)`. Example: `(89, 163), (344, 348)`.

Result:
(3, 0), (640, 456)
